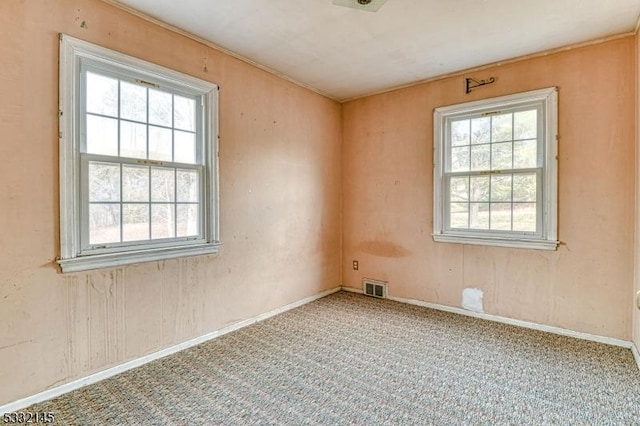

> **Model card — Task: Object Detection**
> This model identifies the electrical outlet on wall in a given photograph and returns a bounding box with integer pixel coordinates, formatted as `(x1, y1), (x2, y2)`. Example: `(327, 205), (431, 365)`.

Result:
(352, 260), (358, 270)
(636, 291), (640, 310)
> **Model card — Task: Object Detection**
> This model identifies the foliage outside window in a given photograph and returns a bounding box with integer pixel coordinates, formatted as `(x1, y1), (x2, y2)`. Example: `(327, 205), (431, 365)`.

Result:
(58, 35), (220, 273)
(432, 88), (558, 250)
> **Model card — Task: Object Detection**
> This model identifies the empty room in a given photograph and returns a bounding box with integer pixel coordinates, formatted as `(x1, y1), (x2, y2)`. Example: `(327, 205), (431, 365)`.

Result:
(2, 0), (640, 424)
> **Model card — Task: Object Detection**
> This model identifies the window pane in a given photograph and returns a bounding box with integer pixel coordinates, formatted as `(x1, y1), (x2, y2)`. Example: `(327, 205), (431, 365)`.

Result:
(86, 72), (118, 117)
(450, 203), (469, 229)
(177, 169), (199, 202)
(490, 203), (512, 231)
(491, 113), (512, 142)
(151, 168), (175, 202)
(451, 147), (470, 172)
(120, 81), (147, 122)
(123, 204), (149, 241)
(177, 204), (199, 237)
(89, 203), (120, 244)
(149, 126), (172, 161)
(471, 117), (490, 144)
(469, 203), (489, 229)
(513, 139), (537, 169)
(123, 165), (149, 202)
(491, 142), (512, 171)
(470, 176), (489, 202)
(89, 162), (120, 202)
(490, 175), (512, 202)
(513, 174), (537, 202)
(121, 121), (147, 159)
(174, 130), (196, 164)
(514, 110), (537, 140)
(149, 89), (172, 127)
(470, 144), (490, 171)
(86, 115), (118, 156)
(451, 120), (470, 146)
(470, 176), (489, 201)
(513, 203), (536, 232)
(449, 177), (469, 201)
(152, 204), (175, 239)
(174, 96), (196, 131)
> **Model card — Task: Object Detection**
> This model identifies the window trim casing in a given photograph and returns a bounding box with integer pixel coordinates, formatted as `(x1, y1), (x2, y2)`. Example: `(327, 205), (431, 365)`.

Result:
(58, 34), (221, 273)
(432, 87), (558, 250)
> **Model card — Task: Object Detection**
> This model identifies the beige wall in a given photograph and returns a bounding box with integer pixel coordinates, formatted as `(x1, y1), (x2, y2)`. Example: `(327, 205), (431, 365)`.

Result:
(343, 37), (636, 341)
(634, 32), (640, 351)
(0, 0), (342, 405)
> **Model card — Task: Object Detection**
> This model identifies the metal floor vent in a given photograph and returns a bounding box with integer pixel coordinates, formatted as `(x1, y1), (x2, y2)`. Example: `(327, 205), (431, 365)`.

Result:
(363, 279), (387, 298)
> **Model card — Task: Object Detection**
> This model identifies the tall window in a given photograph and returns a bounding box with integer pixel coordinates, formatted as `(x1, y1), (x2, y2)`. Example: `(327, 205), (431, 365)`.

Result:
(58, 35), (220, 272)
(433, 88), (558, 250)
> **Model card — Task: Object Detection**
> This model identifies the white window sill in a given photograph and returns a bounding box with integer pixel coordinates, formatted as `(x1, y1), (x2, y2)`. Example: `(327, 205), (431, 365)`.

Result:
(57, 242), (222, 273)
(432, 234), (558, 251)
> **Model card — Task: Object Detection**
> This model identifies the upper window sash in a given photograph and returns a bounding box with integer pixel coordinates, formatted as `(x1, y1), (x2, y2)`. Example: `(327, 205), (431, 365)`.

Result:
(79, 63), (206, 164)
(442, 103), (545, 173)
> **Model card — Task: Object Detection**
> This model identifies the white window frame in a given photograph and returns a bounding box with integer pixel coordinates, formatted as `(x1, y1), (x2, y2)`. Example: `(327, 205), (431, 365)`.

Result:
(57, 35), (221, 273)
(432, 87), (558, 250)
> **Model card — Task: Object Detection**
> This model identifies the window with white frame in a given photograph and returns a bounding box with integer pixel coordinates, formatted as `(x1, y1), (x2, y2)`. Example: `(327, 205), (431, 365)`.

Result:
(58, 35), (220, 273)
(432, 88), (558, 250)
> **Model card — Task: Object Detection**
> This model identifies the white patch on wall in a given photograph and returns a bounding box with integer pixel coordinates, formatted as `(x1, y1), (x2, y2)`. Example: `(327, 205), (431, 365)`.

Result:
(461, 288), (484, 313)
(363, 278), (387, 298)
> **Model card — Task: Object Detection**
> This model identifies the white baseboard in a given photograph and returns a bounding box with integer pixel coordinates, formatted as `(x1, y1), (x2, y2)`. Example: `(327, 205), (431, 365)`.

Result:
(342, 286), (632, 349)
(0, 286), (341, 414)
(632, 343), (640, 370)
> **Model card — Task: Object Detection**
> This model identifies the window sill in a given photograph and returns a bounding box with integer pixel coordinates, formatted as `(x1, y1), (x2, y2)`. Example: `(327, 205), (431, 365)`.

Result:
(432, 234), (558, 251)
(57, 242), (222, 273)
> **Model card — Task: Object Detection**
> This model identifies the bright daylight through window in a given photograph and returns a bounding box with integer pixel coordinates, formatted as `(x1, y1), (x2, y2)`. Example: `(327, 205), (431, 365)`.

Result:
(432, 88), (558, 250)
(58, 35), (220, 273)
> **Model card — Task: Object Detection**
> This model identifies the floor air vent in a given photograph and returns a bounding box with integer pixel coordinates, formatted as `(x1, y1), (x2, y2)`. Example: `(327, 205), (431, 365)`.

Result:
(363, 279), (387, 298)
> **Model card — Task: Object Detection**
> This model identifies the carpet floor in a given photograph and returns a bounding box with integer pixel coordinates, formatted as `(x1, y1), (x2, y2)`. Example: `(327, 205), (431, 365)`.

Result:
(28, 291), (640, 425)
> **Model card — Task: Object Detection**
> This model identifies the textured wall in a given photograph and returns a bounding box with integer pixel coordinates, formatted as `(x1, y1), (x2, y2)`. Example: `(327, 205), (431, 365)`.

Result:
(0, 0), (342, 405)
(342, 37), (636, 341)
(634, 32), (640, 352)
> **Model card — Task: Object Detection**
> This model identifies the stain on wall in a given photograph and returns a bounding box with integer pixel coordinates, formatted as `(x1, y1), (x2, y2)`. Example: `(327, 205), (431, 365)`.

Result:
(357, 240), (411, 258)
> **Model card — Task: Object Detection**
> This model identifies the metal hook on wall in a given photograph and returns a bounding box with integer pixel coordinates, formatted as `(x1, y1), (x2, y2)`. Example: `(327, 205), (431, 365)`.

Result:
(465, 76), (496, 94)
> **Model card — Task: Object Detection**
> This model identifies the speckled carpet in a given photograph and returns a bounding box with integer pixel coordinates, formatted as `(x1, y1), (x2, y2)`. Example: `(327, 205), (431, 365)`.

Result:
(28, 291), (640, 425)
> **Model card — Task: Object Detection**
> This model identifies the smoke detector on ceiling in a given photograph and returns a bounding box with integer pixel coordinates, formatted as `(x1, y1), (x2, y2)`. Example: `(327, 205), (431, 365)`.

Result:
(332, 0), (388, 12)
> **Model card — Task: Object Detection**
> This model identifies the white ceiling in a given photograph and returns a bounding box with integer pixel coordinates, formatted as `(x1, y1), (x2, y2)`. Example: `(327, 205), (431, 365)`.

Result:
(113, 0), (640, 101)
